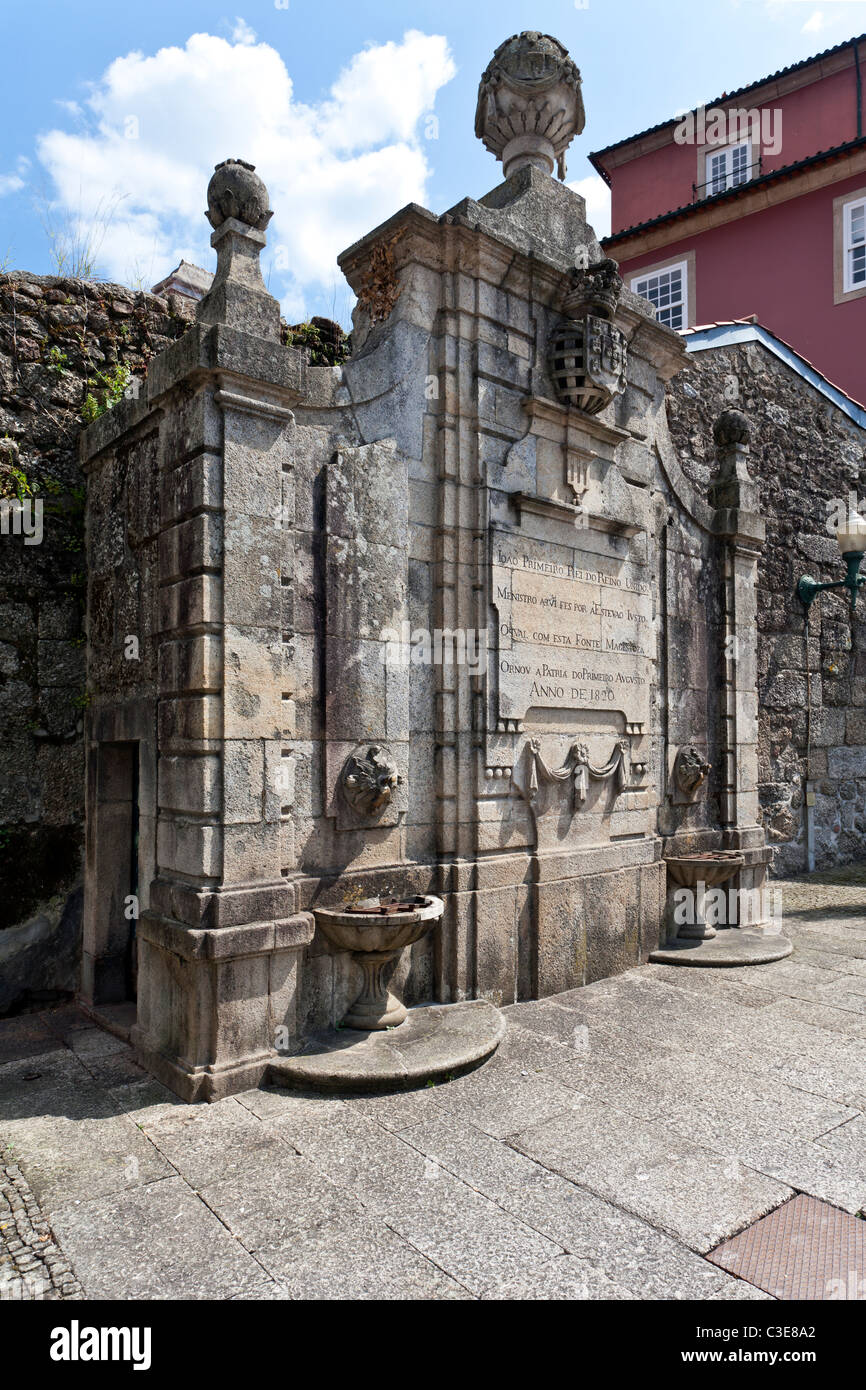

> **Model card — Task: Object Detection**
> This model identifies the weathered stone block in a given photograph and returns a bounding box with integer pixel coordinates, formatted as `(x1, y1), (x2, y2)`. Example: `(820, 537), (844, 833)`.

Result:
(159, 755), (221, 814)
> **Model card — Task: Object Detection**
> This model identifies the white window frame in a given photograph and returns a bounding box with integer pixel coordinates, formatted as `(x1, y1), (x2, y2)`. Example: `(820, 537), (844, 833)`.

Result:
(630, 259), (689, 331)
(704, 141), (752, 196)
(843, 196), (866, 295)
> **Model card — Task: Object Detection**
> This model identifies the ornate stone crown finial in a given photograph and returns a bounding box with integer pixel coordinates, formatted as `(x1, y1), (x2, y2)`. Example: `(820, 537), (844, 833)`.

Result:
(205, 158), (273, 232)
(563, 257), (623, 321)
(475, 31), (585, 180)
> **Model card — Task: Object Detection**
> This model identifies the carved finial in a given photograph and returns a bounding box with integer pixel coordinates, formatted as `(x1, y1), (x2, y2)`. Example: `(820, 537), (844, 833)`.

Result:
(709, 408), (758, 513)
(713, 409), (751, 449)
(205, 159), (273, 232)
(196, 158), (280, 339)
(475, 31), (585, 180)
(563, 257), (623, 321)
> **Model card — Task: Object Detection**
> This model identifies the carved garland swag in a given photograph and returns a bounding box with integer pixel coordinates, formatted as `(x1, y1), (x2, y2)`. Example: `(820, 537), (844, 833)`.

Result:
(526, 737), (631, 812)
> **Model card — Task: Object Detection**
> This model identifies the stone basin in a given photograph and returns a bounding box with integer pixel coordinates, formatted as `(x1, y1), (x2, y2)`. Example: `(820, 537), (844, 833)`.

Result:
(313, 895), (444, 1030)
(665, 851), (745, 889)
(665, 852), (745, 940)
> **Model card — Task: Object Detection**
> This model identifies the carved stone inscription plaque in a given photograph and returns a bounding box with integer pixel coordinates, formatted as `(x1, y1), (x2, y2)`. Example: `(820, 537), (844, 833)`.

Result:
(491, 531), (653, 728)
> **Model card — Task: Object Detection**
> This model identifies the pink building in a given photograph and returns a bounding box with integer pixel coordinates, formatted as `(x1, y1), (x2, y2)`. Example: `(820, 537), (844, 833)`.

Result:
(590, 33), (866, 403)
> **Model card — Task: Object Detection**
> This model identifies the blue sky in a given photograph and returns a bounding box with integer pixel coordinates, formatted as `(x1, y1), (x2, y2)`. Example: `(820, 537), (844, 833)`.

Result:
(2, 0), (865, 324)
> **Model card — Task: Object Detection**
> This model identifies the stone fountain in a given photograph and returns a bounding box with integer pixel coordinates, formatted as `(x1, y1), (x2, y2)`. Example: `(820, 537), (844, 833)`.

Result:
(665, 851), (745, 941)
(268, 891), (504, 1092)
(313, 894), (445, 1029)
(77, 36), (794, 1106)
(651, 850), (792, 967)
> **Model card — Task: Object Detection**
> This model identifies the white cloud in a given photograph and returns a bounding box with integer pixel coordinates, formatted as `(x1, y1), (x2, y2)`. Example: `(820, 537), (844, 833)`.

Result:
(34, 28), (456, 318)
(0, 156), (29, 198)
(230, 17), (257, 46)
(568, 174), (611, 240)
(763, 0), (866, 35)
(801, 9), (826, 31)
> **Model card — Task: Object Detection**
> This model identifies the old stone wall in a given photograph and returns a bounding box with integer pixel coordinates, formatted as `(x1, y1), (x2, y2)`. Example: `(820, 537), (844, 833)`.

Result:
(0, 272), (193, 1008)
(666, 340), (866, 874)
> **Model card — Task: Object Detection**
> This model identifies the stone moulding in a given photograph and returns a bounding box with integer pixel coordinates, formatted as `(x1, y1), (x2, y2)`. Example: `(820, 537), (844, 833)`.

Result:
(212, 386), (296, 422)
(511, 489), (642, 538)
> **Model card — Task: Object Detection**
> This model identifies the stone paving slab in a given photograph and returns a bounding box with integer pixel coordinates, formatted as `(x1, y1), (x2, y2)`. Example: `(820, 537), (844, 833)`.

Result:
(249, 1207), (474, 1300)
(483, 1255), (634, 1300)
(198, 1150), (359, 1248)
(729, 1132), (866, 1215)
(0, 1052), (173, 1211)
(509, 1098), (793, 1253)
(420, 1054), (587, 1139)
(140, 1098), (300, 1190)
(0, 1015), (66, 1067)
(398, 1114), (746, 1299)
(48, 1176), (266, 1301)
(379, 1172), (567, 1298)
(551, 1045), (857, 1146)
(3, 877), (866, 1299)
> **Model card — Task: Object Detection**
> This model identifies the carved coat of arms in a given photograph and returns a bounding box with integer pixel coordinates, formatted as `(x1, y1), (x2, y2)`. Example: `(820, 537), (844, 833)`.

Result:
(585, 316), (628, 400)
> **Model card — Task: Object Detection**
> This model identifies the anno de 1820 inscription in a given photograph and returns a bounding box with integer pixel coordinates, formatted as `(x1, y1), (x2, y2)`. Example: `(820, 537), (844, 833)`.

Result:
(491, 533), (653, 728)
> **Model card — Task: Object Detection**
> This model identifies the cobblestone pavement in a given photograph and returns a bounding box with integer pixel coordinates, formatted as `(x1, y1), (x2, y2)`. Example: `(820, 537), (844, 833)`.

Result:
(0, 1166), (83, 1300)
(1, 871), (866, 1300)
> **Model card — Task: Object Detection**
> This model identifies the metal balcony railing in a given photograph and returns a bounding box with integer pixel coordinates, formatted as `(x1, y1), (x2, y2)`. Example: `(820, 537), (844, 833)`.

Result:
(692, 155), (763, 202)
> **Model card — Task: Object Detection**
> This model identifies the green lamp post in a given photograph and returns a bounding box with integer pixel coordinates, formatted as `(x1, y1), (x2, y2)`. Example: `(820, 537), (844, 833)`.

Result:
(798, 508), (866, 611)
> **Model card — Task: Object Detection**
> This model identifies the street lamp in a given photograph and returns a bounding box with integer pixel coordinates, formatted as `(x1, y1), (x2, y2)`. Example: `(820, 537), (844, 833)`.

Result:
(798, 506), (866, 611)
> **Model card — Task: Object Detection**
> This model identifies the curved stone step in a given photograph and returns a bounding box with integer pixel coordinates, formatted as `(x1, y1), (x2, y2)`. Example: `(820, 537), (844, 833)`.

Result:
(649, 930), (794, 967)
(268, 999), (505, 1094)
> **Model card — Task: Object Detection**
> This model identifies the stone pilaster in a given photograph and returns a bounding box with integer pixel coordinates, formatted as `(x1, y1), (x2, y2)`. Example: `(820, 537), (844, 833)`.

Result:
(710, 410), (774, 917)
(82, 161), (314, 1099)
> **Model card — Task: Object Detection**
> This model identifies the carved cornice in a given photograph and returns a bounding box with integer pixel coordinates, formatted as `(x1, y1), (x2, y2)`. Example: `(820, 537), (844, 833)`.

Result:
(511, 490), (643, 537)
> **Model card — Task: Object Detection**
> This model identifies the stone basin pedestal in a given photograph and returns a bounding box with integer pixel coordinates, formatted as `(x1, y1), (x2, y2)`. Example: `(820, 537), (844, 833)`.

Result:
(313, 895), (444, 1030)
(650, 852), (792, 967)
(665, 852), (745, 941)
(270, 895), (505, 1092)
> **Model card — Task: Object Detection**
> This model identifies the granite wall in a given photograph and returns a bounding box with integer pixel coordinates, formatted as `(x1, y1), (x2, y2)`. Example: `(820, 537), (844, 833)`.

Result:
(0, 273), (193, 1008)
(666, 339), (866, 874)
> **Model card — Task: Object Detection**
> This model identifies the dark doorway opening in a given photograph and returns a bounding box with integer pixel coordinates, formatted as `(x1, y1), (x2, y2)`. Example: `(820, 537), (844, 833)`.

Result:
(86, 741), (140, 1005)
